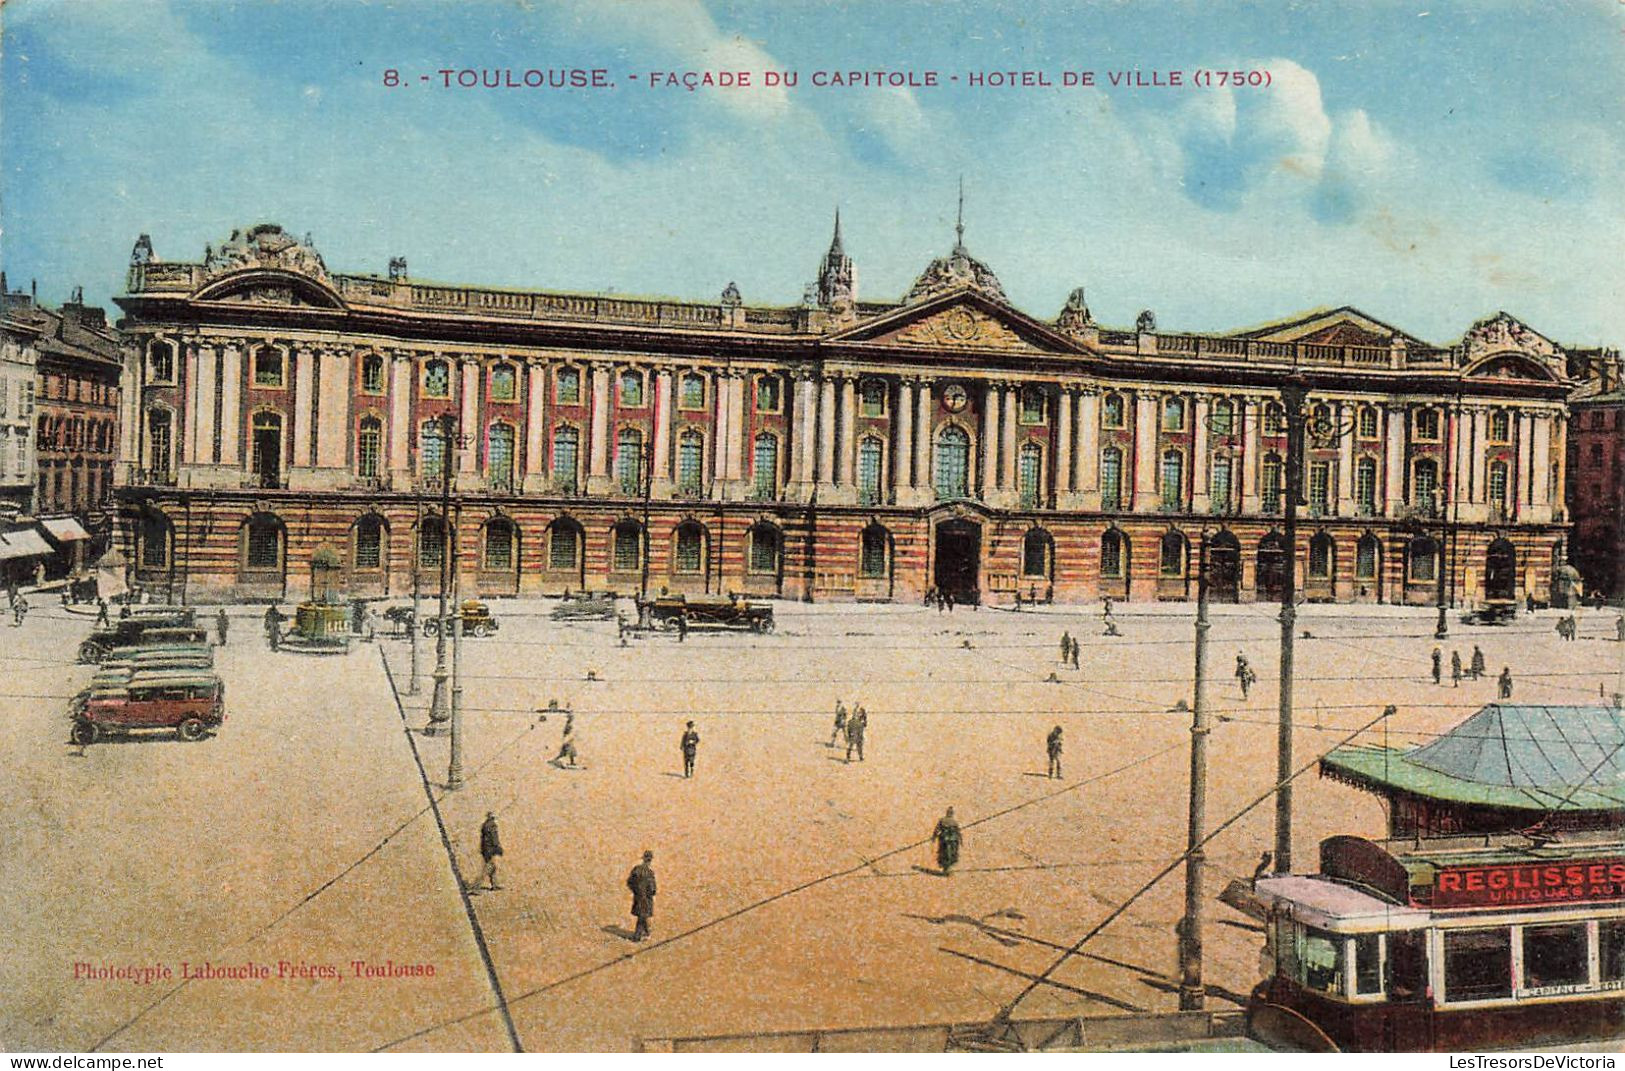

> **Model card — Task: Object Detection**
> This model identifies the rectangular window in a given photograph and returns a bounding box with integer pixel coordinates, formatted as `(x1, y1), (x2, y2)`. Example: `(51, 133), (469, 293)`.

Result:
(1020, 390), (1046, 425)
(1355, 461), (1377, 514)
(679, 374), (705, 410)
(549, 528), (578, 571)
(860, 380), (885, 418)
(1354, 934), (1383, 996)
(613, 528), (640, 572)
(858, 440), (882, 506)
(1443, 928), (1513, 1002)
(1601, 920), (1625, 982)
(1309, 461), (1331, 514)
(1295, 926), (1344, 996)
(1414, 408), (1441, 442)
(755, 376), (781, 413)
(1209, 457), (1232, 513)
(1102, 394), (1125, 429)
(556, 368), (581, 405)
(490, 364), (517, 402)
(1100, 450), (1123, 511)
(678, 434), (703, 493)
(860, 530), (887, 578)
(1521, 924), (1589, 992)
(552, 429), (579, 492)
(1356, 539), (1378, 580)
(620, 371), (645, 408)
(675, 529), (702, 573)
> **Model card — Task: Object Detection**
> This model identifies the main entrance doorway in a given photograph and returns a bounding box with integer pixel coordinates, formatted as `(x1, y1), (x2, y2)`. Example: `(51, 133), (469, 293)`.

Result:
(1256, 532), (1287, 602)
(1208, 531), (1241, 603)
(1484, 538), (1517, 602)
(934, 520), (982, 605)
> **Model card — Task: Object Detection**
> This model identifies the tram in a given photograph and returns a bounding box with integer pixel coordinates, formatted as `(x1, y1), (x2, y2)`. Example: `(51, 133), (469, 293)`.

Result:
(1248, 832), (1625, 1051)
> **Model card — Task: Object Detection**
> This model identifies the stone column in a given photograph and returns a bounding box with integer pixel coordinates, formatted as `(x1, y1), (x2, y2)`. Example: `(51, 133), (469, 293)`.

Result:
(292, 346), (314, 472)
(652, 367), (673, 486)
(588, 363), (611, 491)
(1470, 408), (1487, 505)
(1553, 416), (1568, 520)
(792, 372), (817, 494)
(1515, 410), (1532, 513)
(1055, 389), (1074, 496)
(894, 378), (915, 494)
(1075, 390), (1100, 506)
(523, 361), (548, 487)
(837, 375), (857, 488)
(711, 370), (731, 493)
(318, 348), (351, 470)
(1000, 384), (1018, 492)
(218, 344), (242, 467)
(388, 352), (412, 480)
(726, 374), (746, 482)
(980, 382), (999, 496)
(195, 344), (217, 468)
(913, 381), (932, 501)
(1132, 391), (1158, 512)
(1531, 412), (1551, 511)
(1190, 395), (1210, 513)
(181, 342), (200, 466)
(816, 375), (837, 488)
(1336, 401), (1355, 515)
(1383, 405), (1406, 517)
(459, 359), (479, 477)
(1240, 397), (1261, 512)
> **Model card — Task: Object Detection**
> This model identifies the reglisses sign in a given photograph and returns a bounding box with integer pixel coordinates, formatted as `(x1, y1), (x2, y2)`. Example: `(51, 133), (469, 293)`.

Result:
(1430, 858), (1625, 909)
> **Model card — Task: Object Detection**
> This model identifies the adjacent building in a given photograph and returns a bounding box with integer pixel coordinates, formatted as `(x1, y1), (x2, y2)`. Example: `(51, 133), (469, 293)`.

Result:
(0, 278), (40, 515)
(1567, 347), (1624, 601)
(113, 220), (1576, 606)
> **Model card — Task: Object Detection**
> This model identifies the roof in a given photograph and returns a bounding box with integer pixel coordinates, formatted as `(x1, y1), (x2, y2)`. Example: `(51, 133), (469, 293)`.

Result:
(1252, 875), (1432, 931)
(1322, 704), (1625, 812)
(40, 517), (91, 542)
(0, 529), (54, 559)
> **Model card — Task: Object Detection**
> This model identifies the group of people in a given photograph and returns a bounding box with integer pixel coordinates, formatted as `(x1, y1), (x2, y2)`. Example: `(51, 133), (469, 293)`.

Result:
(1554, 615), (1582, 642)
(924, 587), (959, 613)
(829, 701), (869, 761)
(1430, 644), (1511, 696)
(1057, 632), (1082, 670)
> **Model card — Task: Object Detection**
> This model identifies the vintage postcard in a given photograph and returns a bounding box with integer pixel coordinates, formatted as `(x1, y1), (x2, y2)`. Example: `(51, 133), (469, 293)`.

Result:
(2, 0), (1623, 1058)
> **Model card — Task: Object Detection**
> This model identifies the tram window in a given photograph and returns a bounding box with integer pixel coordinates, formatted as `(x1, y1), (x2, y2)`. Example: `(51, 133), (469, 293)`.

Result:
(1522, 924), (1589, 990)
(1443, 928), (1513, 1002)
(1297, 927), (1344, 995)
(1601, 920), (1625, 982)
(1386, 930), (1428, 1001)
(1354, 934), (1383, 995)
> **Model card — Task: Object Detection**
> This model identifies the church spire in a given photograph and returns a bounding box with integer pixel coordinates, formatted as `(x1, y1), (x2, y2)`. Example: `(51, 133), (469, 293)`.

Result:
(815, 207), (856, 316)
(954, 176), (966, 253)
(830, 207), (844, 257)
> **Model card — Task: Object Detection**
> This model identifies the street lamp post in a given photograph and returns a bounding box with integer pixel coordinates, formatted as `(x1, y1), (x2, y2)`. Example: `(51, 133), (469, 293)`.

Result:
(447, 497), (464, 791)
(1274, 372), (1309, 874)
(408, 493), (422, 694)
(425, 414), (455, 734)
(639, 442), (655, 605)
(1179, 529), (1212, 1010)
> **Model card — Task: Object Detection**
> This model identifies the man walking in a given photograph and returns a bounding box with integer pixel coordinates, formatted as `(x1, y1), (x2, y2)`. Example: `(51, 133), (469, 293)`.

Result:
(1499, 667), (1514, 700)
(11, 594), (27, 627)
(846, 706), (867, 763)
(932, 807), (963, 876)
(676, 611), (689, 643)
(216, 607), (229, 647)
(1470, 645), (1486, 680)
(1431, 646), (1443, 685)
(627, 850), (657, 941)
(829, 700), (848, 748)
(1236, 654), (1252, 698)
(475, 811), (503, 893)
(95, 598), (110, 627)
(1046, 725), (1064, 779)
(1059, 632), (1072, 663)
(680, 721), (699, 778)
(1069, 638), (1080, 670)
(550, 712), (579, 768)
(1451, 650), (1463, 687)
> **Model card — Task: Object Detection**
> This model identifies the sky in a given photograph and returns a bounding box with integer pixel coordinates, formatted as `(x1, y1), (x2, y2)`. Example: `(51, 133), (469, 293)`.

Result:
(1, 0), (1622, 345)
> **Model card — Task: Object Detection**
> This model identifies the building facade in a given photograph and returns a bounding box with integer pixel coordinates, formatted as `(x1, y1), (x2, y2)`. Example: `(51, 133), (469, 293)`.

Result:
(114, 221), (1575, 607)
(0, 283), (40, 514)
(1567, 349), (1624, 601)
(27, 292), (123, 520)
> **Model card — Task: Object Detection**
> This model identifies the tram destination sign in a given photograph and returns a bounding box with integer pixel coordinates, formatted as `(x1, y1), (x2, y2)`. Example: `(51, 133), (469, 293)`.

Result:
(1431, 857), (1625, 909)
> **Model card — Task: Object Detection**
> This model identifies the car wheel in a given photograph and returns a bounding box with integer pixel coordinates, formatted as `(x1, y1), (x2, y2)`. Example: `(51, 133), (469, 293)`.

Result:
(177, 718), (206, 742)
(423, 621), (439, 637)
(71, 720), (98, 746)
(763, 619), (776, 634)
(473, 622), (489, 638)
(78, 641), (104, 664)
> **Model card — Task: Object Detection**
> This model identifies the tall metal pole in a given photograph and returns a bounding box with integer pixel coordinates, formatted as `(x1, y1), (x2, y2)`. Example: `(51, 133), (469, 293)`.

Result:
(1435, 487), (1451, 640)
(1179, 530), (1212, 1010)
(426, 415), (453, 732)
(1275, 373), (1308, 874)
(639, 442), (654, 603)
(447, 496), (464, 790)
(409, 492), (422, 694)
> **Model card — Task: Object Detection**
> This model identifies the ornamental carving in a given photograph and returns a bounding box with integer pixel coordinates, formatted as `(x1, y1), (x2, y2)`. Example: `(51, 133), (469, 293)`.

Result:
(1462, 312), (1560, 363)
(889, 305), (1037, 352)
(202, 224), (329, 283)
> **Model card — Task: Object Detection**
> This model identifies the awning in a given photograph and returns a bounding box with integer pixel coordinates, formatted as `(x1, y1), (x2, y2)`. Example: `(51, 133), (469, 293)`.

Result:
(0, 530), (53, 560)
(40, 517), (91, 542)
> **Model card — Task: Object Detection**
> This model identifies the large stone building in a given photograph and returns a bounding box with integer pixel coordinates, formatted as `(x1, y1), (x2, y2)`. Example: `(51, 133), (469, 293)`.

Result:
(1567, 348), (1624, 601)
(113, 220), (1576, 607)
(0, 280), (40, 515)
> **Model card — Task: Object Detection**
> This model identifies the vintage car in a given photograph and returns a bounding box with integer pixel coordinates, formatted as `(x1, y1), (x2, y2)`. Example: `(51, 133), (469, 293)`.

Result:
(99, 646), (215, 674)
(551, 590), (619, 622)
(422, 599), (499, 637)
(78, 616), (207, 663)
(639, 594), (775, 633)
(70, 669), (225, 745)
(1461, 599), (1516, 626)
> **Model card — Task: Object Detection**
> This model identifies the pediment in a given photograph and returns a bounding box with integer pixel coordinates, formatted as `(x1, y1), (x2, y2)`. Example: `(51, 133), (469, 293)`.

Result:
(829, 289), (1082, 355)
(1462, 351), (1560, 383)
(193, 269), (346, 310)
(1235, 306), (1416, 347)
(1461, 312), (1561, 363)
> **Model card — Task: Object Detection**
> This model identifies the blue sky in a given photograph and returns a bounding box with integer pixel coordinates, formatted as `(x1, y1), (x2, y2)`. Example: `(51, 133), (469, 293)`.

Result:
(2, 0), (1622, 344)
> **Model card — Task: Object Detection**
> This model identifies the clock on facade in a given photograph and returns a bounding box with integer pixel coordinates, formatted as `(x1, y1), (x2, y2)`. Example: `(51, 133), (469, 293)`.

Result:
(942, 384), (969, 413)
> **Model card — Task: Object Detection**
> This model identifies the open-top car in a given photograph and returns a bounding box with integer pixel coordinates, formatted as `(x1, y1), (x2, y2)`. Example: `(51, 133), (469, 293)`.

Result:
(70, 668), (225, 745)
(1461, 599), (1516, 626)
(78, 615), (206, 663)
(423, 599), (500, 637)
(551, 590), (619, 622)
(639, 593), (775, 633)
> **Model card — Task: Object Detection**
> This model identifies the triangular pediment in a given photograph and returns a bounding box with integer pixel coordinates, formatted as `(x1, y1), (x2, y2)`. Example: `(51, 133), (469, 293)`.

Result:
(1232, 306), (1419, 347)
(828, 288), (1083, 355)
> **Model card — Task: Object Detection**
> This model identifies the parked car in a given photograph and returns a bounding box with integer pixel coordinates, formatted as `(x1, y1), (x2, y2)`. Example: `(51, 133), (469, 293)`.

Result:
(1462, 600), (1517, 626)
(639, 594), (775, 633)
(78, 616), (205, 663)
(70, 669), (225, 745)
(552, 590), (619, 622)
(423, 599), (500, 637)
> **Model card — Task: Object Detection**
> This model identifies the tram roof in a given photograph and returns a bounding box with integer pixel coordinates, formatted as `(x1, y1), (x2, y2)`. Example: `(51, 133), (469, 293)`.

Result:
(1322, 705), (1625, 813)
(1253, 875), (1432, 931)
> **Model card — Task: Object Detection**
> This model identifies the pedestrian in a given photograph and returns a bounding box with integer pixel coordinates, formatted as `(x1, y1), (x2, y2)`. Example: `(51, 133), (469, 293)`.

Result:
(1236, 654), (1252, 697)
(1556, 617), (1568, 642)
(1431, 646), (1442, 685)
(626, 850), (657, 941)
(1616, 615), (1625, 642)
(1059, 632), (1071, 663)
(1499, 667), (1514, 700)
(216, 607), (229, 647)
(1527, 591), (1536, 614)
(60, 587), (70, 608)
(1102, 598), (1120, 637)
(551, 712), (579, 767)
(1069, 638), (1080, 670)
(475, 811), (503, 892)
(1046, 725), (1064, 779)
(1471, 645), (1486, 680)
(932, 807), (962, 875)
(676, 611), (689, 643)
(945, 591), (955, 613)
(1451, 650), (1462, 687)
(95, 598), (110, 626)
(846, 705), (867, 763)
(829, 700), (848, 748)
(680, 720), (699, 778)
(12, 595), (27, 627)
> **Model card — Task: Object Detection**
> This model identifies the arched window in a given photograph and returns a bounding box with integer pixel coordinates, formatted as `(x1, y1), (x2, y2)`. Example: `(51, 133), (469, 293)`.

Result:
(1100, 529), (1127, 579)
(619, 370), (645, 407)
(1356, 533), (1381, 581)
(253, 346), (284, 388)
(1100, 446), (1123, 510)
(674, 522), (705, 574)
(420, 419), (446, 481)
(1153, 529), (1184, 579)
(1489, 411), (1511, 443)
(1161, 396), (1186, 432)
(555, 367), (581, 405)
(1355, 457), (1378, 514)
(1413, 408), (1440, 442)
(1408, 536), (1438, 584)
(242, 514), (284, 572)
(1018, 443), (1043, 508)
(1020, 387), (1046, 425)
(552, 426), (580, 492)
(148, 339), (175, 383)
(147, 408), (172, 479)
(860, 380), (886, 417)
(858, 437), (884, 505)
(1102, 392), (1126, 429)
(1160, 449), (1184, 509)
(678, 372), (705, 410)
(616, 428), (644, 495)
(353, 515), (385, 570)
(360, 353), (385, 394)
(1358, 406), (1379, 440)
(1022, 528), (1053, 579)
(423, 359), (450, 398)
(748, 524), (781, 575)
(934, 426), (970, 500)
(859, 524), (890, 579)
(612, 521), (642, 573)
(1308, 460), (1331, 514)
(754, 375), (781, 413)
(1488, 460), (1509, 510)
(489, 363), (517, 402)
(487, 423), (516, 490)
(1210, 456), (1233, 513)
(418, 515), (448, 571)
(139, 512), (171, 569)
(1412, 458), (1439, 511)
(1263, 402), (1286, 436)
(678, 430), (704, 494)
(1309, 532), (1335, 580)
(752, 433), (779, 499)
(356, 417), (382, 479)
(548, 519), (582, 571)
(1262, 453), (1283, 512)
(484, 517), (516, 572)
(1210, 399), (1235, 437)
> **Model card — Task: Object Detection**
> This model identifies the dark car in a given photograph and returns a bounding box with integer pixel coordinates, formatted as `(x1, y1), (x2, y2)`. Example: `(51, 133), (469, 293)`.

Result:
(79, 614), (203, 663)
(423, 599), (499, 638)
(551, 590), (619, 622)
(1462, 601), (1517, 626)
(640, 594), (775, 633)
